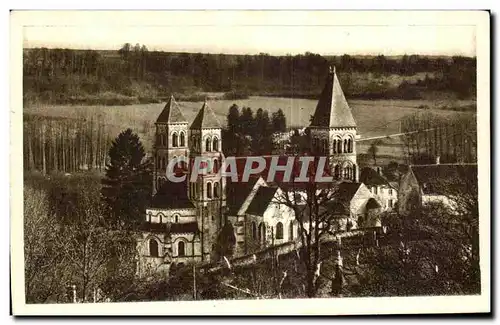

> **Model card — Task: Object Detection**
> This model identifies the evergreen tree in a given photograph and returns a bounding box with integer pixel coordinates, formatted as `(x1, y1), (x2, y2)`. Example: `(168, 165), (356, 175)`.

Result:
(240, 107), (255, 136)
(223, 104), (241, 156)
(253, 108), (274, 155)
(102, 128), (152, 229)
(272, 109), (287, 133)
(227, 104), (241, 134)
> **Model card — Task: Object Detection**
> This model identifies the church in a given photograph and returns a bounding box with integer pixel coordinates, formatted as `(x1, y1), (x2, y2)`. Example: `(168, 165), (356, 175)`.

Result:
(136, 67), (384, 277)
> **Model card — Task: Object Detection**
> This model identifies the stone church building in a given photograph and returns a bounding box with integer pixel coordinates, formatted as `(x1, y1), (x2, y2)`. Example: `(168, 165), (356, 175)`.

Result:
(136, 67), (383, 276)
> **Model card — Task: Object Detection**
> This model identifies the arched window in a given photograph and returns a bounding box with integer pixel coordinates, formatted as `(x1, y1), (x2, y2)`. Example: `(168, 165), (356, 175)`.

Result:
(214, 182), (220, 198)
(343, 164), (352, 179)
(160, 134), (166, 146)
(337, 139), (342, 153)
(213, 137), (219, 151)
(332, 139), (337, 153)
(321, 139), (328, 155)
(173, 214), (179, 223)
(206, 182), (212, 199)
(343, 139), (348, 153)
(276, 222), (284, 239)
(252, 222), (257, 240)
(158, 213), (163, 223)
(161, 157), (166, 170)
(289, 221), (294, 240)
(178, 241), (185, 257)
(205, 137), (211, 152)
(172, 133), (179, 147)
(213, 159), (219, 173)
(149, 239), (159, 257)
(259, 223), (266, 243)
(334, 165), (341, 179)
(191, 136), (197, 150)
(180, 132), (185, 147)
(348, 138), (353, 153)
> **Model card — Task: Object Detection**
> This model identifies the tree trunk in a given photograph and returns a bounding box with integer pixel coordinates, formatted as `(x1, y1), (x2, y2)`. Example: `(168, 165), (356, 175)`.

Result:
(41, 123), (46, 175)
(52, 123), (58, 172)
(27, 124), (35, 171)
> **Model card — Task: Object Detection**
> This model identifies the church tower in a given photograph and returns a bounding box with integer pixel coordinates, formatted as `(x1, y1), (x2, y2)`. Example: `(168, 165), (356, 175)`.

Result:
(153, 96), (190, 195)
(309, 66), (359, 182)
(188, 100), (226, 261)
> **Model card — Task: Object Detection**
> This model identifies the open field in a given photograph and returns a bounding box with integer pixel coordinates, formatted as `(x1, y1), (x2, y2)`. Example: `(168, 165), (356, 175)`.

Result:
(24, 96), (476, 163)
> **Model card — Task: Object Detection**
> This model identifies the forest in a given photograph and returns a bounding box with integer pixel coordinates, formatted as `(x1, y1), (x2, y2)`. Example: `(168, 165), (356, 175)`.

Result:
(401, 112), (477, 164)
(23, 114), (112, 174)
(23, 44), (477, 106)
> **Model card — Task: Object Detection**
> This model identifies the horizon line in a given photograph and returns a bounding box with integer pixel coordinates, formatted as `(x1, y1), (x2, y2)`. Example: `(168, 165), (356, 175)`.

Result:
(22, 44), (476, 58)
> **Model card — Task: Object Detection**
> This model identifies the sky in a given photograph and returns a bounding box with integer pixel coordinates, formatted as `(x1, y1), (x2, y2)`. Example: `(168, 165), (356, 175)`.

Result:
(21, 11), (477, 56)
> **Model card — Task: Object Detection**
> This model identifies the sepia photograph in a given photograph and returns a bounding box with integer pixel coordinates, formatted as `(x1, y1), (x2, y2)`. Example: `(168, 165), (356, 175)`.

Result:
(10, 10), (490, 315)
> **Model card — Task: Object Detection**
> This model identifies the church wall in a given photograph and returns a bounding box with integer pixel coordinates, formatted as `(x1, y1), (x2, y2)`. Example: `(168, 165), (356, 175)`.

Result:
(136, 232), (170, 277)
(243, 196), (297, 255)
(170, 234), (202, 265)
(243, 214), (266, 254)
(145, 208), (197, 224)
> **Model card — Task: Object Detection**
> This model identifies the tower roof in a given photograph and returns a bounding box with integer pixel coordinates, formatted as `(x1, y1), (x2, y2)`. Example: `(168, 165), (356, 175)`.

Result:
(156, 96), (188, 124)
(310, 67), (356, 128)
(190, 100), (222, 129)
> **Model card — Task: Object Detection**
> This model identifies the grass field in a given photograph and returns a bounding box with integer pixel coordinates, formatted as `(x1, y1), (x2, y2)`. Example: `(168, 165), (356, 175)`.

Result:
(24, 96), (476, 163)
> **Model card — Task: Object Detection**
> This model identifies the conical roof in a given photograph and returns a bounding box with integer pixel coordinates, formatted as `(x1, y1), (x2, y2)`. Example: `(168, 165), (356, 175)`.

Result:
(156, 96), (188, 124)
(190, 100), (222, 129)
(310, 67), (356, 128)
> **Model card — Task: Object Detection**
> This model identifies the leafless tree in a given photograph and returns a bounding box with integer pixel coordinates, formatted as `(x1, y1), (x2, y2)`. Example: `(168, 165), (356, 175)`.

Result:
(274, 177), (346, 297)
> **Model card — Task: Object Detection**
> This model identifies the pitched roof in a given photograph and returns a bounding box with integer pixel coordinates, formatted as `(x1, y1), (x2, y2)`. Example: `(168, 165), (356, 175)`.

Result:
(359, 167), (391, 187)
(410, 164), (478, 195)
(332, 182), (362, 205)
(310, 67), (357, 128)
(226, 177), (259, 215)
(245, 187), (278, 216)
(150, 181), (195, 209)
(190, 100), (222, 129)
(156, 95), (188, 124)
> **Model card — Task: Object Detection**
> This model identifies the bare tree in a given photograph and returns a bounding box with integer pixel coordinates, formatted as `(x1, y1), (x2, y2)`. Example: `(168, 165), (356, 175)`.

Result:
(274, 177), (346, 297)
(24, 186), (64, 302)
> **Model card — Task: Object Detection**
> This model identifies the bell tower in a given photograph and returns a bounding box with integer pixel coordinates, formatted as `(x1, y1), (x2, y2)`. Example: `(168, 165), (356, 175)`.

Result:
(309, 66), (358, 182)
(153, 95), (189, 195)
(188, 100), (226, 261)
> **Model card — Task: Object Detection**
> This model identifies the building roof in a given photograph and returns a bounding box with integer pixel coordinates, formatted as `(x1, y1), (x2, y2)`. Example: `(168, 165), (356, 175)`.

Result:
(334, 182), (362, 203)
(310, 67), (357, 128)
(141, 221), (199, 234)
(226, 177), (259, 215)
(410, 164), (477, 195)
(245, 186), (278, 216)
(359, 167), (391, 187)
(190, 100), (222, 129)
(150, 181), (195, 209)
(156, 96), (188, 124)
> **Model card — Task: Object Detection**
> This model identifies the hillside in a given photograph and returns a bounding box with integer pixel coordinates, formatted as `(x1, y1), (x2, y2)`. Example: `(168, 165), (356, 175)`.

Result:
(23, 46), (476, 106)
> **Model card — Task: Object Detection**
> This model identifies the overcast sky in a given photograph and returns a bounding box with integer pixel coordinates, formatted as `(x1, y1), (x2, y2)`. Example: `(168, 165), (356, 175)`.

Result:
(22, 11), (477, 56)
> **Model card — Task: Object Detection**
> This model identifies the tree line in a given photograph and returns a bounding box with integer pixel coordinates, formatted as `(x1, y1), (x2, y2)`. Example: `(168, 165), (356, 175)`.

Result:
(401, 112), (477, 164)
(23, 114), (112, 174)
(222, 104), (287, 156)
(23, 45), (477, 105)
